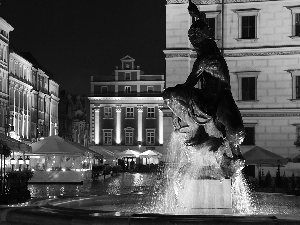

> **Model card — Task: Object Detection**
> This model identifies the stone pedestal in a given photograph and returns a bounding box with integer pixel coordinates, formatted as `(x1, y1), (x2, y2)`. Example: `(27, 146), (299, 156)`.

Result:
(177, 179), (232, 214)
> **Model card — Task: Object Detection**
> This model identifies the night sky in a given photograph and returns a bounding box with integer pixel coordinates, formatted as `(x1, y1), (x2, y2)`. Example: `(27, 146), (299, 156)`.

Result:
(0, 0), (166, 95)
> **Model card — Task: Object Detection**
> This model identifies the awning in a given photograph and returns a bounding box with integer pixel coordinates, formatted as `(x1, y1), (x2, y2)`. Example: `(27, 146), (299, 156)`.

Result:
(30, 135), (102, 156)
(0, 133), (32, 153)
(243, 146), (288, 166)
(117, 149), (140, 158)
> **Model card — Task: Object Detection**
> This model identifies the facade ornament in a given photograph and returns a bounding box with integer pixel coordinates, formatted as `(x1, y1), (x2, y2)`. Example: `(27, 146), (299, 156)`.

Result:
(166, 0), (269, 4)
(158, 105), (164, 112)
(116, 105), (122, 112)
(137, 105), (143, 112)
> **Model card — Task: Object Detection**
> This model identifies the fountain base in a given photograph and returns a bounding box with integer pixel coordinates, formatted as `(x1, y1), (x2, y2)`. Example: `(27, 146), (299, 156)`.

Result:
(177, 179), (232, 214)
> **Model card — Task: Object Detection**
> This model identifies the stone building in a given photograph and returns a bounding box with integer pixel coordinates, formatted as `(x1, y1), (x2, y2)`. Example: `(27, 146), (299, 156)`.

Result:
(88, 55), (164, 154)
(8, 51), (59, 142)
(0, 17), (13, 135)
(164, 0), (300, 159)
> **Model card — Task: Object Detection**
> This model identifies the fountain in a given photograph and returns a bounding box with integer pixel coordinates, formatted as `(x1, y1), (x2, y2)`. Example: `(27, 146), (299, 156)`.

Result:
(0, 1), (299, 224)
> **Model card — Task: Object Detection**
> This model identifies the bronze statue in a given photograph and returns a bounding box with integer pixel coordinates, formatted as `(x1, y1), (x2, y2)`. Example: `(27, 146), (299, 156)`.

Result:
(162, 0), (245, 178)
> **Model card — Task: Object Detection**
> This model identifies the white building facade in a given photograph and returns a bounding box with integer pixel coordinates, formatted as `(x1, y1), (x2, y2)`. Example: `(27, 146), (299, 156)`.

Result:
(9, 51), (59, 142)
(89, 56), (165, 155)
(165, 0), (300, 158)
(0, 17), (13, 135)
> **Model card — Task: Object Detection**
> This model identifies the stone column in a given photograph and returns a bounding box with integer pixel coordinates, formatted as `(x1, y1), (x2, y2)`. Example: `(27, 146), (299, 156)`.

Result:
(49, 98), (52, 136)
(115, 105), (122, 144)
(158, 105), (164, 145)
(137, 105), (143, 143)
(94, 108), (100, 144)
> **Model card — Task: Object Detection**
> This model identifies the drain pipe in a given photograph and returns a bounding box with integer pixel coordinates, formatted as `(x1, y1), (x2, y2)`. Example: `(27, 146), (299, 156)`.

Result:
(221, 0), (225, 56)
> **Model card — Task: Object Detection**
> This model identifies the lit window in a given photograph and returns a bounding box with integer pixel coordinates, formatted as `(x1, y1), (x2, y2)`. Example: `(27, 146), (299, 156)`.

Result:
(147, 107), (155, 118)
(104, 107), (112, 118)
(286, 69), (300, 100)
(103, 129), (112, 145)
(241, 126), (255, 146)
(126, 107), (134, 118)
(125, 129), (133, 145)
(234, 9), (260, 41)
(146, 129), (155, 145)
(147, 86), (154, 93)
(125, 86), (131, 93)
(234, 71), (259, 101)
(101, 86), (108, 94)
(125, 73), (131, 80)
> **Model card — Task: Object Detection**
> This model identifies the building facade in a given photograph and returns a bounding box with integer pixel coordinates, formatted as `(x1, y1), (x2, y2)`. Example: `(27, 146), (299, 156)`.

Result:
(89, 55), (164, 154)
(0, 17), (13, 135)
(8, 51), (59, 142)
(164, 0), (300, 158)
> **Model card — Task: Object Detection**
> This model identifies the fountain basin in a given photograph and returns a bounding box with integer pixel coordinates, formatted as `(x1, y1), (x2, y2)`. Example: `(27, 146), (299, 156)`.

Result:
(0, 195), (299, 225)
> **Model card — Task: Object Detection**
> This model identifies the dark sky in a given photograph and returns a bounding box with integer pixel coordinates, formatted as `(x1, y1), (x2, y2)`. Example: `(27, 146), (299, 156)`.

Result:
(0, 0), (166, 95)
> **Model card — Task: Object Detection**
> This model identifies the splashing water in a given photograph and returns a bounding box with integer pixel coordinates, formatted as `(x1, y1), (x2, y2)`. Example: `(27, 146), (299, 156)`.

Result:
(144, 131), (255, 215)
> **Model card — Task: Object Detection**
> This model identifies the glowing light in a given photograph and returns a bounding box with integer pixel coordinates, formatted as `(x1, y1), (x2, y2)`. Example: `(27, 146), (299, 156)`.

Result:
(116, 108), (121, 144)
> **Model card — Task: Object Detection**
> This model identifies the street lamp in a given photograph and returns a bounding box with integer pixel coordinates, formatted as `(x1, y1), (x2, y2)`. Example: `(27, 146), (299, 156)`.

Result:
(18, 156), (23, 171)
(10, 157), (16, 171)
(25, 156), (30, 169)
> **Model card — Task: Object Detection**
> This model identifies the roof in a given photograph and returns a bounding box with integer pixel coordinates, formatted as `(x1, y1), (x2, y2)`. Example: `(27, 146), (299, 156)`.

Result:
(243, 146), (288, 166)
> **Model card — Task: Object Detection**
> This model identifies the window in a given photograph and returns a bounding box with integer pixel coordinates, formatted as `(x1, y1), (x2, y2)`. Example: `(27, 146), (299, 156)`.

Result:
(125, 129), (133, 145)
(241, 126), (255, 146)
(125, 86), (131, 93)
(234, 71), (259, 101)
(234, 9), (260, 41)
(296, 76), (300, 99)
(242, 77), (255, 101)
(295, 126), (300, 147)
(125, 73), (131, 80)
(126, 107), (134, 118)
(147, 86), (154, 93)
(241, 16), (256, 39)
(103, 129), (112, 145)
(147, 107), (155, 118)
(104, 107), (112, 118)
(101, 86), (108, 94)
(286, 69), (300, 100)
(206, 17), (216, 39)
(287, 6), (300, 37)
(146, 129), (155, 145)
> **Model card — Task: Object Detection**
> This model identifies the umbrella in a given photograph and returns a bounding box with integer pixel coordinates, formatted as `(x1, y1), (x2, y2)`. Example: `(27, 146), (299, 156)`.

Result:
(139, 150), (162, 158)
(30, 135), (101, 156)
(243, 146), (288, 166)
(117, 149), (140, 158)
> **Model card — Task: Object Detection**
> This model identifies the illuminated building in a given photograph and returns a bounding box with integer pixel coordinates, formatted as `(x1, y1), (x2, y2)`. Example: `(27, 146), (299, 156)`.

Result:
(165, 0), (300, 161)
(8, 51), (59, 142)
(89, 55), (164, 155)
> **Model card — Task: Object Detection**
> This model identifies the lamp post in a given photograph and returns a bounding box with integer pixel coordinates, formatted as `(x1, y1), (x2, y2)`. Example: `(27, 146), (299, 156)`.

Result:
(25, 156), (30, 169)
(18, 156), (23, 171)
(10, 158), (15, 171)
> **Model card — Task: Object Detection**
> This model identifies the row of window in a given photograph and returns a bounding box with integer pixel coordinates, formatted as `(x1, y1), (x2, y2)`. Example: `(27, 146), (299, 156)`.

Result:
(202, 7), (300, 40)
(100, 86), (155, 94)
(101, 129), (155, 146)
(104, 107), (156, 118)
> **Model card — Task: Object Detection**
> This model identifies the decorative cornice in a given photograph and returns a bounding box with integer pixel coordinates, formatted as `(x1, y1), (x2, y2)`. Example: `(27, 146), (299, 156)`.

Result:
(224, 50), (300, 57)
(166, 0), (273, 4)
(88, 97), (163, 101)
(240, 108), (300, 117)
(164, 48), (300, 58)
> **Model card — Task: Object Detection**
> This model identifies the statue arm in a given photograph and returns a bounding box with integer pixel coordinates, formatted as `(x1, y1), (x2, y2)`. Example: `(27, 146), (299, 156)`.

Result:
(184, 58), (206, 87)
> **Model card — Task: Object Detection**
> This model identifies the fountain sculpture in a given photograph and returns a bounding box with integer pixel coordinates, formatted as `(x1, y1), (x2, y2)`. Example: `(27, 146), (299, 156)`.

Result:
(159, 0), (249, 214)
